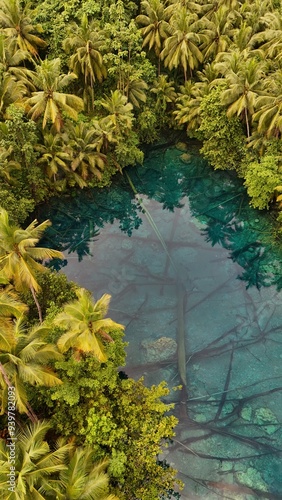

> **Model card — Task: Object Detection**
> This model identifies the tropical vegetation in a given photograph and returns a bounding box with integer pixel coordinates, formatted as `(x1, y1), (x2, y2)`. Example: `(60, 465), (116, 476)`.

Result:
(1, 0), (282, 498)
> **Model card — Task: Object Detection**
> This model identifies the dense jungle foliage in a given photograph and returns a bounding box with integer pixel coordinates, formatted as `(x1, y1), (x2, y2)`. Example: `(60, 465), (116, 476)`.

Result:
(0, 0), (282, 222)
(1, 0), (282, 498)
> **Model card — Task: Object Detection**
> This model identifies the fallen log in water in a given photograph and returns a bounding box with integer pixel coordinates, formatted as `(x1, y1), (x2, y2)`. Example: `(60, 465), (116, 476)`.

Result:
(177, 282), (187, 390)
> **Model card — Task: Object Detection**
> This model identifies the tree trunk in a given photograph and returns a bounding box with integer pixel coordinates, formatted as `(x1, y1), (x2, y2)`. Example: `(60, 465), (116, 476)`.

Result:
(245, 107), (250, 138)
(30, 285), (43, 323)
(0, 362), (12, 387)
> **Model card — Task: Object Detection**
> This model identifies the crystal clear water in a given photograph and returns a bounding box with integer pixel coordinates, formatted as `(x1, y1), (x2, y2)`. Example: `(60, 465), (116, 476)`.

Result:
(39, 142), (282, 499)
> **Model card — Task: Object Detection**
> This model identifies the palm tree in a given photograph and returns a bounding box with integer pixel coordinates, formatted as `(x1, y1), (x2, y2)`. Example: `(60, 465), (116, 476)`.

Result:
(174, 65), (217, 132)
(0, 422), (119, 499)
(24, 58), (84, 131)
(55, 288), (124, 362)
(0, 289), (27, 315)
(0, 319), (62, 418)
(136, 0), (172, 74)
(254, 70), (282, 139)
(0, 68), (27, 118)
(0, 288), (27, 348)
(0, 420), (71, 498)
(42, 448), (119, 500)
(0, 0), (47, 57)
(91, 116), (117, 153)
(151, 74), (177, 115)
(63, 14), (106, 112)
(160, 6), (203, 81)
(0, 33), (31, 75)
(65, 121), (106, 185)
(36, 131), (71, 182)
(215, 49), (248, 77)
(199, 6), (235, 61)
(125, 78), (148, 108)
(252, 12), (282, 61)
(230, 22), (256, 53)
(0, 144), (20, 182)
(100, 90), (134, 135)
(0, 38), (33, 103)
(240, 0), (275, 33)
(0, 208), (63, 322)
(220, 57), (266, 137)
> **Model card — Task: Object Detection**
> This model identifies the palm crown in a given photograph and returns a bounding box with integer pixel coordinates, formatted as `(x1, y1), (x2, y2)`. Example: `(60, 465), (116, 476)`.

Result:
(25, 58), (84, 131)
(55, 288), (124, 362)
(0, 318), (62, 416)
(0, 0), (47, 57)
(0, 207), (63, 322)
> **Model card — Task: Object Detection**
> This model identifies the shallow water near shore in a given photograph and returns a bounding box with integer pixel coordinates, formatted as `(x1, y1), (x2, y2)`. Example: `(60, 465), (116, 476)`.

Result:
(40, 142), (282, 499)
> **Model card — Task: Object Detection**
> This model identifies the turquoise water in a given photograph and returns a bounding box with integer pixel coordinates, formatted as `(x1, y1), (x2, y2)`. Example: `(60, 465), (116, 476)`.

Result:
(39, 142), (282, 499)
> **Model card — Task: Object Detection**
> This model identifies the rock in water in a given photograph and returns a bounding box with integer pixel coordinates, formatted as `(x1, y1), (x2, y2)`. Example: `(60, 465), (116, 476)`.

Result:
(180, 153), (192, 164)
(141, 337), (177, 363)
(175, 141), (188, 152)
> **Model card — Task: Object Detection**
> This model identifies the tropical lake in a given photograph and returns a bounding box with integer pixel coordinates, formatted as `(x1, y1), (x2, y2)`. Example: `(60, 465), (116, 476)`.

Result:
(38, 141), (282, 499)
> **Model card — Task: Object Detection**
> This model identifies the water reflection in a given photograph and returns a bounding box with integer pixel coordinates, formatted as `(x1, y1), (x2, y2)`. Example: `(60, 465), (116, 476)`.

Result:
(38, 143), (282, 498)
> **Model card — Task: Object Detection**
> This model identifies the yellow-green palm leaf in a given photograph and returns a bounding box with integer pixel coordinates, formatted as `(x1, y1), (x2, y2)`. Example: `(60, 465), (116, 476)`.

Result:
(0, 319), (62, 415)
(55, 288), (124, 362)
(25, 58), (84, 131)
(0, 420), (71, 499)
(0, 207), (63, 321)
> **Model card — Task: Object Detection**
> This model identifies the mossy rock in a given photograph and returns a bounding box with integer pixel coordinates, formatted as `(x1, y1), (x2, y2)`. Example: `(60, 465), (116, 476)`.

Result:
(141, 337), (177, 362)
(236, 467), (268, 492)
(241, 405), (252, 422)
(180, 153), (192, 164)
(176, 141), (188, 152)
(254, 407), (279, 435)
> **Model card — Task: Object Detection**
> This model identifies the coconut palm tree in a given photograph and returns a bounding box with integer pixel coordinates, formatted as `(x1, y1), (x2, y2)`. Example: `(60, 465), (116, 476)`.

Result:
(63, 14), (106, 112)
(230, 22), (257, 53)
(0, 421), (119, 499)
(0, 288), (27, 331)
(42, 448), (119, 500)
(0, 33), (31, 81)
(36, 131), (71, 182)
(0, 289), (27, 316)
(63, 15), (106, 86)
(24, 58), (84, 131)
(55, 288), (124, 362)
(254, 70), (282, 139)
(199, 6), (235, 61)
(0, 318), (62, 418)
(240, 0), (275, 33)
(252, 12), (282, 61)
(0, 144), (20, 182)
(0, 208), (64, 322)
(64, 121), (106, 185)
(0, 0), (47, 57)
(151, 74), (177, 117)
(215, 48), (248, 77)
(91, 116), (117, 153)
(160, 6), (203, 81)
(0, 420), (71, 498)
(125, 78), (148, 108)
(220, 57), (266, 137)
(136, 0), (172, 74)
(174, 64), (218, 132)
(100, 90), (134, 135)
(0, 68), (27, 118)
